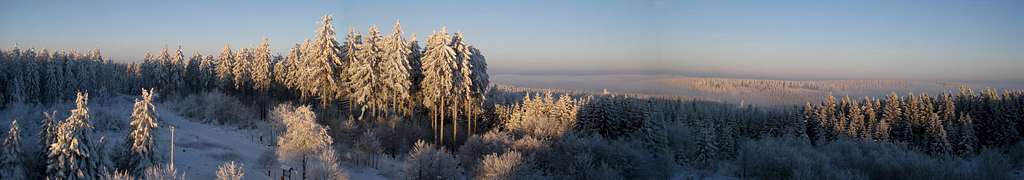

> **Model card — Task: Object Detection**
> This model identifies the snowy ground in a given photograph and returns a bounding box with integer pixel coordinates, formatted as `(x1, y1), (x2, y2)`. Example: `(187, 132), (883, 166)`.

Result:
(150, 102), (394, 179)
(0, 96), (395, 179)
(151, 103), (274, 179)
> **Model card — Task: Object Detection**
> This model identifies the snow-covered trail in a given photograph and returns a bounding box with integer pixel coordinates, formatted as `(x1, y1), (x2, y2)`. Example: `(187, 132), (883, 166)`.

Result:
(153, 103), (279, 180)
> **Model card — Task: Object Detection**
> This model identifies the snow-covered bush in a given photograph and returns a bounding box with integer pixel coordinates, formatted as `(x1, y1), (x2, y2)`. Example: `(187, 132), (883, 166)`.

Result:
(215, 161), (244, 180)
(509, 135), (545, 154)
(476, 151), (547, 180)
(100, 170), (136, 180)
(143, 164), (185, 180)
(273, 104), (348, 180)
(459, 130), (513, 173)
(405, 140), (463, 180)
(308, 146), (348, 180)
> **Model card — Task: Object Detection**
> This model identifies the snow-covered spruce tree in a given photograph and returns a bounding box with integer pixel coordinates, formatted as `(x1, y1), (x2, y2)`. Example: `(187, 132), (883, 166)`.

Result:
(140, 52), (157, 89)
(453, 32), (489, 136)
(380, 21), (415, 117)
(232, 48), (252, 91)
(862, 97), (879, 140)
(274, 45), (301, 90)
(215, 44), (235, 91)
(979, 88), (1017, 147)
(170, 46), (187, 94)
(301, 15), (345, 106)
(717, 116), (738, 159)
(847, 103), (866, 139)
(420, 28), (460, 144)
(954, 114), (977, 156)
(48, 92), (101, 179)
(408, 34), (424, 96)
(820, 95), (837, 141)
(804, 102), (825, 145)
(877, 92), (901, 142)
(185, 52), (203, 94)
(252, 38), (273, 93)
(156, 47), (173, 92)
(45, 50), (66, 101)
(925, 112), (951, 155)
(38, 111), (58, 172)
(23, 52), (43, 103)
(343, 26), (380, 120)
(694, 119), (717, 168)
(901, 93), (925, 145)
(123, 89), (159, 175)
(215, 161), (244, 180)
(21, 49), (40, 98)
(201, 55), (218, 91)
(274, 104), (341, 179)
(1, 119), (25, 180)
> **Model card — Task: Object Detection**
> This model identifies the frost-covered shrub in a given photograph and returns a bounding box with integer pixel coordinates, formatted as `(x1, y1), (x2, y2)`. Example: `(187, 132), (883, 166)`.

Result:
(100, 170), (137, 180)
(459, 130), (513, 173)
(144, 164), (185, 180)
(510, 135), (545, 156)
(215, 161), (244, 180)
(308, 146), (349, 180)
(273, 104), (347, 179)
(405, 140), (463, 180)
(476, 151), (547, 180)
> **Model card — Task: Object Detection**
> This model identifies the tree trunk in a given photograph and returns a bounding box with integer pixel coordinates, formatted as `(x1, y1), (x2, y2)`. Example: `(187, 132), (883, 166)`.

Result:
(302, 154), (308, 180)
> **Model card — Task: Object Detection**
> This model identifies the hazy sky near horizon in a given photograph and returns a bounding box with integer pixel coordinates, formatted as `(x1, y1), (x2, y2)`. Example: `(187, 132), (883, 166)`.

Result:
(2, 0), (1022, 80)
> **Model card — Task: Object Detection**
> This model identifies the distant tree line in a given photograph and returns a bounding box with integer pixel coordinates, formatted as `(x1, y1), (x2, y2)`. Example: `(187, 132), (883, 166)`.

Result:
(803, 87), (1024, 156)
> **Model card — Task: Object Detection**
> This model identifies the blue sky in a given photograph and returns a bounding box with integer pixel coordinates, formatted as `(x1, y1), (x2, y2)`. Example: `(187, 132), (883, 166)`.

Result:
(1, 0), (1022, 80)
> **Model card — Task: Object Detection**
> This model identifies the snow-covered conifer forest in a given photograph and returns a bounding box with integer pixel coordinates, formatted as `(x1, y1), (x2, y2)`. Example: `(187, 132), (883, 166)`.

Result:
(2, 15), (1024, 180)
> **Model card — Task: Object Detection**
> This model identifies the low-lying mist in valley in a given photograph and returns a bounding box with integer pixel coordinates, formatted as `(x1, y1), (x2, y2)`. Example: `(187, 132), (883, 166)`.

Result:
(493, 74), (1024, 106)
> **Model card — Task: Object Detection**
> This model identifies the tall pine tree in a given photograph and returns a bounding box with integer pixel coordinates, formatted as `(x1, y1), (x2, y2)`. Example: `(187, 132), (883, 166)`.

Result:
(421, 28), (460, 145)
(1, 119), (25, 180)
(123, 89), (159, 175)
(48, 92), (101, 179)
